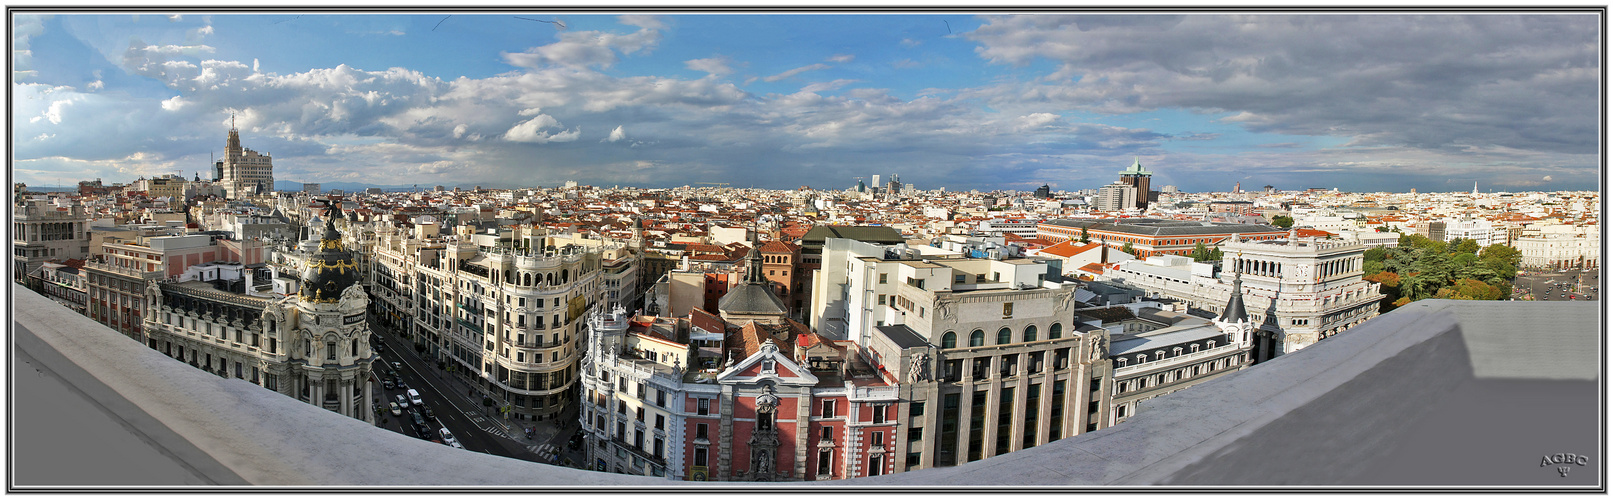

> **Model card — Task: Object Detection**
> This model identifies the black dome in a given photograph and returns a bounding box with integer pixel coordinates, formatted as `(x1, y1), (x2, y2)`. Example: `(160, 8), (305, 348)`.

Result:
(301, 203), (358, 303)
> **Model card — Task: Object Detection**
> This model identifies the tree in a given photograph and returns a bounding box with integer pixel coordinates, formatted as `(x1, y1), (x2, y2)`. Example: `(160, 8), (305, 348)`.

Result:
(1271, 215), (1294, 228)
(1080, 226), (1090, 243)
(1191, 242), (1210, 261)
(1479, 244), (1521, 266)
(1120, 241), (1135, 256)
(1435, 278), (1505, 301)
(1452, 238), (1480, 255)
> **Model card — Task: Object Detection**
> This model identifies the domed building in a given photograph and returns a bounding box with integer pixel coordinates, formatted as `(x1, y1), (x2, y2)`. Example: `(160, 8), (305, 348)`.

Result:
(141, 200), (377, 422)
(262, 200), (377, 421)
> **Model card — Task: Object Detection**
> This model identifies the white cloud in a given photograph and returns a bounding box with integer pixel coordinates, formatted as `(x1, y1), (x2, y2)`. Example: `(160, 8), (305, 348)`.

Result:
(685, 57), (733, 76)
(160, 96), (187, 111)
(41, 99), (74, 124)
(503, 114), (580, 143)
(501, 22), (662, 69)
(452, 124), (468, 139)
(827, 54), (855, 63)
(607, 125), (627, 142)
(800, 79), (857, 94)
(87, 80), (104, 91)
(763, 63), (830, 82)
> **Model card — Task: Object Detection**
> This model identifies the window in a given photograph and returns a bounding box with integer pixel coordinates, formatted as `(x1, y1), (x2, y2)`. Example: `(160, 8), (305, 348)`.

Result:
(326, 342), (337, 360)
(653, 437), (664, 459)
(997, 327), (1012, 345)
(878, 273), (888, 284)
(695, 447), (709, 467)
(1023, 325), (1038, 342)
(1048, 323), (1062, 339)
(818, 449), (833, 477)
(941, 331), (956, 349)
(821, 427), (833, 442)
(969, 329), (985, 347)
(822, 400), (836, 418)
(872, 431), (885, 447)
(697, 398), (710, 415)
(877, 294), (886, 305)
(955, 274), (966, 284)
(656, 389), (667, 407)
(872, 405), (888, 424)
(655, 414), (665, 430)
(910, 401), (925, 418)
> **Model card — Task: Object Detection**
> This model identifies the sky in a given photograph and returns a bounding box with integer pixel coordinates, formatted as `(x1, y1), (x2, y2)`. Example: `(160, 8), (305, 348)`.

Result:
(11, 11), (1603, 193)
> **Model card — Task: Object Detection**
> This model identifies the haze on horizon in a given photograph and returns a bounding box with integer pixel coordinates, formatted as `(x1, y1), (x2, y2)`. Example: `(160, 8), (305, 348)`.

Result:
(11, 11), (1602, 194)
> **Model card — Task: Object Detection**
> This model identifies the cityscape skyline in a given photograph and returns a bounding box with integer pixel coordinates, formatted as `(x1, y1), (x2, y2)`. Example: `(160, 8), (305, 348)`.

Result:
(13, 11), (1602, 193)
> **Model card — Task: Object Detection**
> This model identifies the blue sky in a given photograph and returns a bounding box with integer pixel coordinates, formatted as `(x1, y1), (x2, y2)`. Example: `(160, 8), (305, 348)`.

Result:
(12, 12), (1601, 193)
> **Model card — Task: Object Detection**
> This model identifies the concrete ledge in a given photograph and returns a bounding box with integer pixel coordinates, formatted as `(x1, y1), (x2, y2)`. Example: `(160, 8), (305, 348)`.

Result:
(10, 284), (1602, 489)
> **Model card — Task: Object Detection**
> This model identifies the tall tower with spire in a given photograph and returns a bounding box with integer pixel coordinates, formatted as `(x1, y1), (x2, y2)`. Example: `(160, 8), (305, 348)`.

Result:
(219, 115), (275, 199)
(1118, 156), (1153, 210)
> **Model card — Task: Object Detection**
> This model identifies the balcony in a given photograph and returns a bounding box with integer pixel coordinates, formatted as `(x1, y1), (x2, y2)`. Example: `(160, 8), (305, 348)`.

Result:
(12, 282), (1600, 488)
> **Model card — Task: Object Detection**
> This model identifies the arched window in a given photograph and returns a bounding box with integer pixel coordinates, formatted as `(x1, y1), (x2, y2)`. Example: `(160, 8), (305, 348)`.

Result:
(969, 329), (985, 347)
(351, 339), (359, 356)
(1023, 325), (1037, 343)
(941, 331), (957, 349)
(997, 327), (1012, 345)
(1048, 323), (1062, 339)
(524, 273), (531, 287)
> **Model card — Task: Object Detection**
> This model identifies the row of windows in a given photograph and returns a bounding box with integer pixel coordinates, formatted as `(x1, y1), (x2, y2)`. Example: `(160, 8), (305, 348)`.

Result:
(939, 323), (1065, 348)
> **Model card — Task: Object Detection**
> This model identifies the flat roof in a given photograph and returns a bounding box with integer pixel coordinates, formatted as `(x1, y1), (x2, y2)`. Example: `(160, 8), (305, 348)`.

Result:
(875, 324), (931, 349)
(1043, 218), (1282, 236)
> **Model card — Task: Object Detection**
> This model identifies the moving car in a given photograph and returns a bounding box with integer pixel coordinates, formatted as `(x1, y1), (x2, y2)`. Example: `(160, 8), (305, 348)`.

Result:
(410, 411), (429, 434)
(439, 428), (464, 449)
(396, 394), (410, 409)
(383, 379), (395, 390)
(422, 405), (435, 418)
(389, 402), (403, 416)
(407, 389), (424, 406)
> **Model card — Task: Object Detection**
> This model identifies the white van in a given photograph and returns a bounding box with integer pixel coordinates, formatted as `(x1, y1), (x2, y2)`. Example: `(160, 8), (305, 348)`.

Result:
(407, 389), (424, 406)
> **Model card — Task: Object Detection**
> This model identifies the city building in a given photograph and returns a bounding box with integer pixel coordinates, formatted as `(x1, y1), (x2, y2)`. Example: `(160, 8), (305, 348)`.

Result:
(809, 237), (1117, 472)
(29, 259), (87, 313)
(141, 204), (377, 421)
(1102, 233), (1383, 360)
(1515, 224), (1600, 270)
(1038, 219), (1287, 258)
(1093, 182), (1137, 212)
(1117, 157), (1153, 210)
(218, 121), (275, 199)
(13, 199), (91, 278)
(1099, 291), (1254, 425)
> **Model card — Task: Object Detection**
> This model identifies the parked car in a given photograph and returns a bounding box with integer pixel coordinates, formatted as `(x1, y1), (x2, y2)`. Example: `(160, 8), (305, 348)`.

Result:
(396, 394), (410, 409)
(389, 402), (402, 416)
(407, 389), (424, 406)
(439, 428), (464, 449)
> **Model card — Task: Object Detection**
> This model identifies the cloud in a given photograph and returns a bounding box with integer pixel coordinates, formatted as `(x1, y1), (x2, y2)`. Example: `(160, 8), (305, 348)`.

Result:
(606, 125), (627, 142)
(800, 79), (857, 93)
(968, 14), (1600, 156)
(827, 54), (855, 63)
(501, 19), (662, 69)
(503, 114), (581, 143)
(763, 63), (830, 82)
(900, 38), (921, 47)
(685, 57), (733, 76)
(1543, 175), (1552, 182)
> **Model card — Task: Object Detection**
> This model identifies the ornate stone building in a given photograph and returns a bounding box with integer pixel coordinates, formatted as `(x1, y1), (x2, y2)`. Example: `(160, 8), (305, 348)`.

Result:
(141, 204), (376, 421)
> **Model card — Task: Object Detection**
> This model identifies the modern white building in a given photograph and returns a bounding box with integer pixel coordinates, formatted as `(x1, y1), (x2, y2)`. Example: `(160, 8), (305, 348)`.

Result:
(1093, 182), (1138, 212)
(1442, 217), (1497, 247)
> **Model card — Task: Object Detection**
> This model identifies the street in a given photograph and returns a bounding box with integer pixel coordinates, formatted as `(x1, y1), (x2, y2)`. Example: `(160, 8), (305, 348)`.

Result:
(367, 314), (590, 468)
(1512, 269), (1599, 302)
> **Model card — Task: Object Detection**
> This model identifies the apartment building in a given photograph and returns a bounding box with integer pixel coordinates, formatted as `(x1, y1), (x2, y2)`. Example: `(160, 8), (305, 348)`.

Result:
(13, 199), (91, 278)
